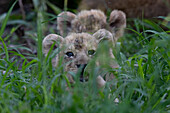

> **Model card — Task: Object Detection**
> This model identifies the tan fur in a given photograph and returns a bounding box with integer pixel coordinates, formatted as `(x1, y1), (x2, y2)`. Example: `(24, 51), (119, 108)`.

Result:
(72, 9), (107, 33)
(43, 9), (126, 87)
(57, 12), (76, 37)
(109, 10), (126, 41)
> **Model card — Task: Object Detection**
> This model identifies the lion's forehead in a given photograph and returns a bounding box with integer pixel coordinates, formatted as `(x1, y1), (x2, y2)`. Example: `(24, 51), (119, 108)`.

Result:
(72, 10), (107, 33)
(64, 33), (98, 51)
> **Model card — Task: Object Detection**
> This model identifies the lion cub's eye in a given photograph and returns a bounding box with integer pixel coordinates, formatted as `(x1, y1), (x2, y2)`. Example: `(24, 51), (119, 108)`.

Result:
(66, 52), (74, 57)
(88, 50), (95, 55)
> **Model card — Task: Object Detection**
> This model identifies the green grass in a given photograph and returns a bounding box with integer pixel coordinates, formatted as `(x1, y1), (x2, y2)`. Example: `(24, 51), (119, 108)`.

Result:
(0, 1), (170, 113)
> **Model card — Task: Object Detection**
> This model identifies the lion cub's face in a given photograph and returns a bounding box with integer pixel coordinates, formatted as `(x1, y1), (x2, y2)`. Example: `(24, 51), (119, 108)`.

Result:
(43, 29), (113, 83)
(63, 33), (98, 82)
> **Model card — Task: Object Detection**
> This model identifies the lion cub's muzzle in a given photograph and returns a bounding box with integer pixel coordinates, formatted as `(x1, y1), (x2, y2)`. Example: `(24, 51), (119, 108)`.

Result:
(76, 64), (87, 82)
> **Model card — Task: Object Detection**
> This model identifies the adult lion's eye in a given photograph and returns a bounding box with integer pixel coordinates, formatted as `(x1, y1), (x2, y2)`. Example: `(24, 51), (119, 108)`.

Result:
(88, 50), (95, 55)
(66, 52), (74, 57)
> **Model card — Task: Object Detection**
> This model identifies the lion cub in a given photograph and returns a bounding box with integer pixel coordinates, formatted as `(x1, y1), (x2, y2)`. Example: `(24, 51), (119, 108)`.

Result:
(43, 9), (126, 88)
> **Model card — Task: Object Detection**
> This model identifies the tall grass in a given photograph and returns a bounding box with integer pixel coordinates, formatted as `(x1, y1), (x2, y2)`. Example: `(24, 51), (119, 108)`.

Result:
(0, 1), (170, 113)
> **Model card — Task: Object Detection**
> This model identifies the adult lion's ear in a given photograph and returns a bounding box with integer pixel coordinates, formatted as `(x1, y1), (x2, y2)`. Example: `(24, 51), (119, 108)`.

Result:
(109, 10), (126, 41)
(57, 11), (76, 37)
(93, 29), (115, 44)
(42, 34), (63, 56)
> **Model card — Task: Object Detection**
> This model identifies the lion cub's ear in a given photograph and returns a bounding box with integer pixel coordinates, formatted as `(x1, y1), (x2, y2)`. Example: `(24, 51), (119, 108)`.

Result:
(93, 29), (115, 44)
(42, 34), (64, 56)
(57, 12), (76, 37)
(109, 10), (126, 41)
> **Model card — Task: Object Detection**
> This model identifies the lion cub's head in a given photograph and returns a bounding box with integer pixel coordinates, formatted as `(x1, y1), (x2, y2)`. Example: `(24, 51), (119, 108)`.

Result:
(42, 9), (126, 84)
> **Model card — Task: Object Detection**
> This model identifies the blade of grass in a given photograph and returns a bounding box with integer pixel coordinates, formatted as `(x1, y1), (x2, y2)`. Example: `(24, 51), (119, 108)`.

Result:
(46, 1), (62, 15)
(0, 1), (17, 61)
(138, 58), (144, 79)
(42, 85), (48, 108)
(44, 42), (56, 63)
(21, 59), (37, 73)
(64, 0), (68, 11)
(0, 60), (16, 87)
(37, 17), (43, 72)
(0, 38), (9, 61)
(0, 0), (17, 37)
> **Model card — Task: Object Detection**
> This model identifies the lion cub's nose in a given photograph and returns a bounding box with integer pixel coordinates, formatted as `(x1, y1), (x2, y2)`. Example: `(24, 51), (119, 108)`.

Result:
(76, 64), (87, 68)
(76, 64), (81, 68)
